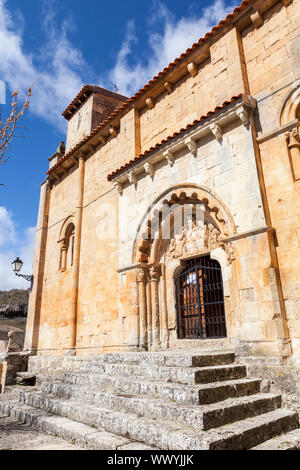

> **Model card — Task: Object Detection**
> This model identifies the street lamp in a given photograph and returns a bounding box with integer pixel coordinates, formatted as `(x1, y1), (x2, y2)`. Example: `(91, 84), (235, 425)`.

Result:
(11, 257), (33, 287)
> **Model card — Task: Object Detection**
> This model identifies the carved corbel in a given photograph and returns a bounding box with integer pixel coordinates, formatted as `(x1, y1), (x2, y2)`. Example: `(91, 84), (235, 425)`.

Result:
(113, 180), (123, 194)
(88, 144), (96, 154)
(110, 127), (118, 138)
(146, 97), (155, 109)
(144, 162), (155, 177)
(236, 107), (249, 126)
(164, 81), (173, 94)
(210, 123), (223, 141)
(187, 62), (198, 77)
(250, 9), (263, 29)
(163, 150), (174, 167)
(69, 156), (77, 166)
(52, 172), (60, 182)
(97, 135), (106, 145)
(184, 137), (197, 156)
(128, 171), (137, 185)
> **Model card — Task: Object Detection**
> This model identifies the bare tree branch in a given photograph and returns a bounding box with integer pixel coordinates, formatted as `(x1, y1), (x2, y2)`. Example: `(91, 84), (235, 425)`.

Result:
(0, 86), (32, 166)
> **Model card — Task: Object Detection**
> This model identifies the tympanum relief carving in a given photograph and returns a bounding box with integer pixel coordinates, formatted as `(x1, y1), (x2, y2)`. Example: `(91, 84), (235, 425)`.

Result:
(167, 217), (221, 259)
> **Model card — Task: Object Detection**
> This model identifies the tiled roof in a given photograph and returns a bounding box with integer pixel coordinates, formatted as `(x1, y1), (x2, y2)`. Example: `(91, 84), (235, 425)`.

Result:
(47, 0), (255, 177)
(62, 85), (128, 120)
(107, 94), (243, 181)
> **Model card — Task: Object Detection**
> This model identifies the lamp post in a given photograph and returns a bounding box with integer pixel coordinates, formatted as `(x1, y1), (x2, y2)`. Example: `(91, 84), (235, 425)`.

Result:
(11, 257), (33, 288)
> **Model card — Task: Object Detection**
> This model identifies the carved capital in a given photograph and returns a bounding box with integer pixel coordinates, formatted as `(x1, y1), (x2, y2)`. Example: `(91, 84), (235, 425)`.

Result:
(236, 107), (249, 126)
(149, 265), (161, 281)
(136, 267), (147, 283)
(163, 150), (174, 167)
(144, 162), (155, 177)
(285, 128), (300, 148)
(220, 241), (235, 264)
(210, 123), (223, 141)
(184, 137), (197, 156)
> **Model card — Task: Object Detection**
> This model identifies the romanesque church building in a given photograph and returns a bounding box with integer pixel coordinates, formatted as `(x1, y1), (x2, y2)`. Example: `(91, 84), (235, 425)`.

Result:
(25, 0), (300, 402)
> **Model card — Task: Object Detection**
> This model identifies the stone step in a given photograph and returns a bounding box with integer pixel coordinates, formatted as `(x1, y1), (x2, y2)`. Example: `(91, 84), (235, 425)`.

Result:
(60, 371), (261, 405)
(251, 429), (300, 450)
(16, 372), (36, 386)
(0, 400), (156, 450)
(209, 408), (299, 450)
(29, 350), (235, 374)
(19, 390), (299, 449)
(57, 362), (247, 385)
(40, 380), (282, 430)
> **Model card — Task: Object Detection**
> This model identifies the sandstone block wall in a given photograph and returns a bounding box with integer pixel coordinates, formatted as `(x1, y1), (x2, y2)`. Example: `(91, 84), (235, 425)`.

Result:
(26, 0), (300, 377)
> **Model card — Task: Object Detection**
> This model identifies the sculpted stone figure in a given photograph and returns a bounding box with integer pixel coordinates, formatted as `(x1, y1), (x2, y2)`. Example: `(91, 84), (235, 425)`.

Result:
(167, 217), (221, 259)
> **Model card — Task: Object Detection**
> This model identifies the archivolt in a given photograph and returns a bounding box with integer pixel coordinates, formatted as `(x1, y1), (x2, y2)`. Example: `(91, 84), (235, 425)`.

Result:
(280, 80), (300, 126)
(132, 184), (236, 264)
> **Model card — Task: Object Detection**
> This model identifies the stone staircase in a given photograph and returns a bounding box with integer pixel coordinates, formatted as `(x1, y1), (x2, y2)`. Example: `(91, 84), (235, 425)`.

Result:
(1, 349), (300, 450)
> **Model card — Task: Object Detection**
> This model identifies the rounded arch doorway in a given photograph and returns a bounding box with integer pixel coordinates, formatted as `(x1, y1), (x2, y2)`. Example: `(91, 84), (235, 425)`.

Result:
(174, 255), (227, 339)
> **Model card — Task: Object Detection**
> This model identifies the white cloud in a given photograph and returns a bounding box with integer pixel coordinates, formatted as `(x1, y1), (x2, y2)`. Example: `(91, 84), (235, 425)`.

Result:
(0, 0), (236, 128)
(107, 0), (236, 96)
(0, 0), (85, 131)
(0, 206), (35, 290)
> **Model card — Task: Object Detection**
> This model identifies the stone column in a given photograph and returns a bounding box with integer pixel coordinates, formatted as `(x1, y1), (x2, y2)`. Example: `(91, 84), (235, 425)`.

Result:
(24, 180), (51, 353)
(150, 265), (161, 350)
(71, 154), (86, 352)
(136, 267), (148, 350)
(160, 264), (169, 349)
(147, 280), (153, 348)
(286, 128), (300, 181)
(60, 244), (67, 271)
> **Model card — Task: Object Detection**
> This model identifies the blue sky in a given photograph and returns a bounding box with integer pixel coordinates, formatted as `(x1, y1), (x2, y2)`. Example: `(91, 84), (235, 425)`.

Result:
(0, 0), (235, 289)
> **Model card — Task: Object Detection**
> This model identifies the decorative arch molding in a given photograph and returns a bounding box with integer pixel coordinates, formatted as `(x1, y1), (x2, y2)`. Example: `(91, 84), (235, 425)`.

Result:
(58, 215), (75, 271)
(132, 184), (236, 265)
(279, 79), (300, 126)
(58, 214), (75, 241)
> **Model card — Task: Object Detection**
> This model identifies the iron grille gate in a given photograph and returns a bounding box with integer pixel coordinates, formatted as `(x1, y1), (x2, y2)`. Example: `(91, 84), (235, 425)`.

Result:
(175, 256), (227, 339)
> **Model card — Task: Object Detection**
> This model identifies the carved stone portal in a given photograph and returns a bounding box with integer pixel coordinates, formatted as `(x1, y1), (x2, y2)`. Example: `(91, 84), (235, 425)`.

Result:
(167, 217), (221, 259)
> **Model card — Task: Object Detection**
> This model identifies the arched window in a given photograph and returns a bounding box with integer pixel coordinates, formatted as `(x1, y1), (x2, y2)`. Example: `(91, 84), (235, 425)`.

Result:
(59, 223), (75, 271)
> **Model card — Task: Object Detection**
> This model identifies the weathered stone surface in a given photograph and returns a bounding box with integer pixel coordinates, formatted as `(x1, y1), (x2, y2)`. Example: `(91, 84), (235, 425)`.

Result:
(0, 414), (82, 450)
(252, 429), (300, 450)
(1, 349), (300, 450)
(58, 372), (261, 405)
(16, 372), (36, 386)
(38, 380), (282, 430)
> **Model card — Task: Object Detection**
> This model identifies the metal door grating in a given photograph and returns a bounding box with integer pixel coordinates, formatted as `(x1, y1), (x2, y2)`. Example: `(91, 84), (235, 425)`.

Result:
(175, 256), (227, 339)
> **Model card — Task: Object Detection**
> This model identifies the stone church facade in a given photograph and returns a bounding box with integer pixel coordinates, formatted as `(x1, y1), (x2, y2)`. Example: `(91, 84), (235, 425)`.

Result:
(25, 0), (300, 400)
